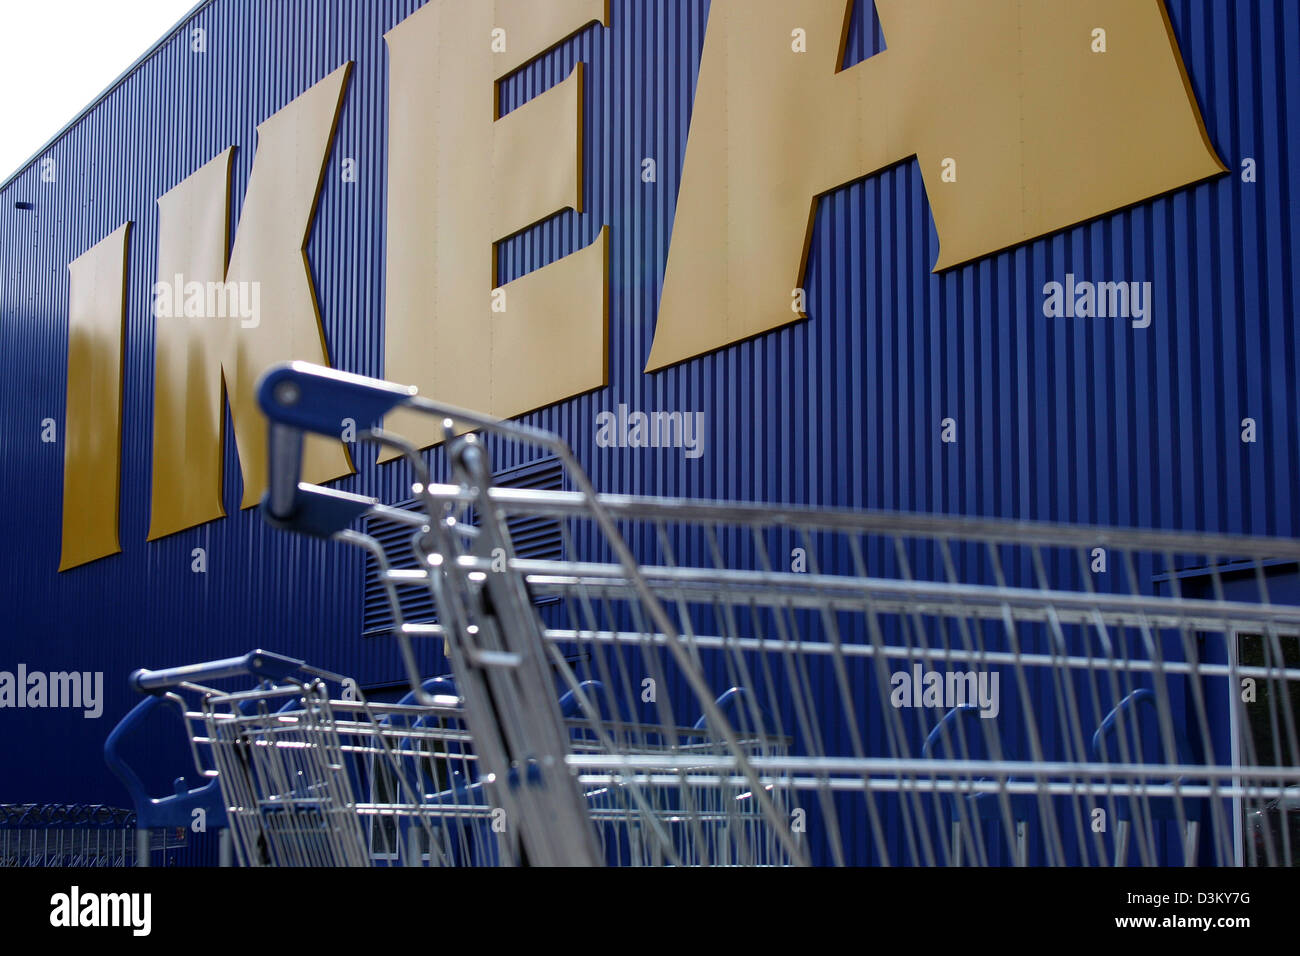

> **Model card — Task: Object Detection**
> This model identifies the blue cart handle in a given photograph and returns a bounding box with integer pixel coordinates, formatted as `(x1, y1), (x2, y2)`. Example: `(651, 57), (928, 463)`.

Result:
(104, 694), (228, 831)
(129, 650), (306, 694)
(257, 361), (569, 538)
(259, 362), (418, 535)
(1090, 688), (1194, 764)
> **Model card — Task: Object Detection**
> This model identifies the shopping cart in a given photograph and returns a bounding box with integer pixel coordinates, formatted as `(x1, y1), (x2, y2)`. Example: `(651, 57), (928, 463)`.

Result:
(116, 650), (449, 868)
(121, 649), (779, 866)
(0, 804), (137, 866)
(253, 361), (1300, 866)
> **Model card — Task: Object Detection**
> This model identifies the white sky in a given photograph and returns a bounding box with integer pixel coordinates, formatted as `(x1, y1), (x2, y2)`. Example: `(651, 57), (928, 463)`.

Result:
(0, 0), (200, 183)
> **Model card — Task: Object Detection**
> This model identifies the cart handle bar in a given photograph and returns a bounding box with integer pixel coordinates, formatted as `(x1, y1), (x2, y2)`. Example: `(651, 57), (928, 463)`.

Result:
(129, 650), (306, 694)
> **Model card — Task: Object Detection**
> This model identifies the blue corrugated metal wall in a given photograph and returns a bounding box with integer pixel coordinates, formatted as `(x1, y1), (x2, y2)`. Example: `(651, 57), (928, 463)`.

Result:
(0, 0), (1296, 851)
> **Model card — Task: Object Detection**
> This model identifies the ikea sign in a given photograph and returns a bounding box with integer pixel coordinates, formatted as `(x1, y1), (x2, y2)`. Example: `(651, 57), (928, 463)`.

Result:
(59, 0), (1223, 569)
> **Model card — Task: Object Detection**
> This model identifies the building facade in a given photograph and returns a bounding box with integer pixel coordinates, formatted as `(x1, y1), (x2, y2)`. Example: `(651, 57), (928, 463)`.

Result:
(0, 0), (1297, 863)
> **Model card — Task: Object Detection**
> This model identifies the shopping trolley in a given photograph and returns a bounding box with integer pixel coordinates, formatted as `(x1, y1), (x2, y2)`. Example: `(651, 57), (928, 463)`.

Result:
(0, 804), (137, 867)
(116, 650), (468, 867)
(255, 361), (1300, 866)
(120, 648), (780, 866)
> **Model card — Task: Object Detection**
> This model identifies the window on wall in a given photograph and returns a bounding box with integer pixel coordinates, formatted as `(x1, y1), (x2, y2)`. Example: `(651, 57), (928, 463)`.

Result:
(1239, 628), (1300, 866)
(1237, 631), (1300, 768)
(1163, 561), (1300, 866)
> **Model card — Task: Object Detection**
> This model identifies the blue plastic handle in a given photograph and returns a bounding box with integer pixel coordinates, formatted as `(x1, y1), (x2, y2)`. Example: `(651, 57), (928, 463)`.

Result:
(559, 680), (611, 719)
(922, 704), (989, 760)
(1091, 688), (1194, 764)
(103, 694), (228, 830)
(257, 362), (415, 535)
(258, 361), (417, 436)
(921, 705), (1040, 820)
(1091, 688), (1203, 827)
(396, 676), (459, 708)
(692, 686), (772, 732)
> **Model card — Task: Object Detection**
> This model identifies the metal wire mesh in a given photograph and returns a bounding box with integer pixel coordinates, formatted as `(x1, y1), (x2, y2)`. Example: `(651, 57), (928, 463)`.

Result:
(169, 672), (780, 867)
(470, 491), (1300, 865)
(333, 400), (1300, 866)
(0, 804), (137, 867)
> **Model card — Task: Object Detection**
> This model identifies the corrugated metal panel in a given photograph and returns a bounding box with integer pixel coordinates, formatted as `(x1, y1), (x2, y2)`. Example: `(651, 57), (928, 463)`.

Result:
(0, 1), (1296, 857)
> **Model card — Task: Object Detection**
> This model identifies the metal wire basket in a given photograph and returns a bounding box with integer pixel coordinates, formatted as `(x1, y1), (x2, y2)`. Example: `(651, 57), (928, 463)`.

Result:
(131, 360), (1300, 867)
(0, 804), (138, 867)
